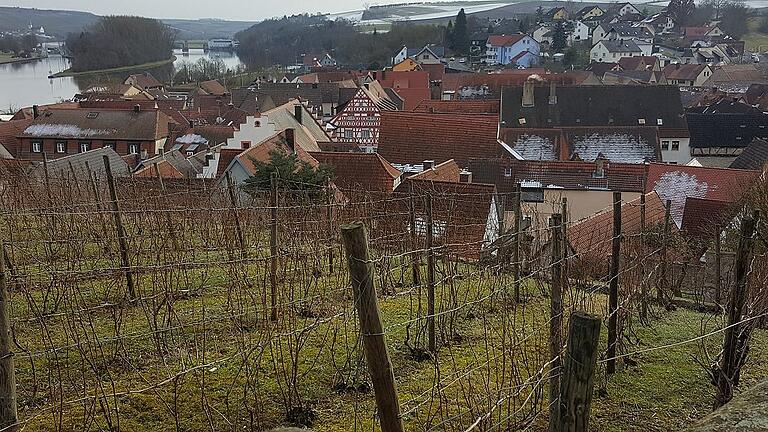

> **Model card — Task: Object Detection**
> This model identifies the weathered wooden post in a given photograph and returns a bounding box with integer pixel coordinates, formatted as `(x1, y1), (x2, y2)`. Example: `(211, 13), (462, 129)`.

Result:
(513, 184), (523, 303)
(714, 211), (759, 409)
(270, 172), (279, 322)
(0, 226), (18, 431)
(714, 224), (722, 306)
(325, 179), (334, 274)
(606, 192), (621, 375)
(425, 194), (436, 353)
(639, 189), (648, 322)
(341, 222), (404, 432)
(154, 163), (180, 251)
(561, 197), (569, 289)
(549, 214), (564, 432)
(104, 155), (135, 300)
(408, 195), (421, 290)
(225, 172), (247, 258)
(558, 312), (601, 432)
(659, 199), (671, 301)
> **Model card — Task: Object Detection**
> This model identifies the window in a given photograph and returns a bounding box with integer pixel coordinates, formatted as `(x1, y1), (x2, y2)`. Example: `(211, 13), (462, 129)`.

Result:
(661, 140), (670, 150)
(344, 130), (354, 139)
(128, 143), (139, 154)
(671, 141), (680, 151)
(79, 141), (91, 153)
(103, 141), (115, 150)
(593, 160), (605, 178)
(504, 167), (512, 177)
(361, 130), (371, 139)
(241, 141), (251, 149)
(657, 118), (663, 126)
(31, 141), (42, 153)
(55, 141), (66, 154)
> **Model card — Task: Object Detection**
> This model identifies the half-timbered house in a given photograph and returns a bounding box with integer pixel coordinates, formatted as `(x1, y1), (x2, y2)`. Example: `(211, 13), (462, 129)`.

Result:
(327, 82), (399, 153)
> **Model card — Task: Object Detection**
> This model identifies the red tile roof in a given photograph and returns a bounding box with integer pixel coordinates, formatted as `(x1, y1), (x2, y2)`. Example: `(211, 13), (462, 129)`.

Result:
(0, 118), (34, 158)
(487, 34), (526, 47)
(412, 100), (500, 115)
(217, 148), (242, 177)
(378, 111), (500, 167)
(408, 159), (461, 182)
(134, 159), (185, 179)
(310, 151), (401, 193)
(681, 197), (736, 239)
(617, 56), (658, 71)
(390, 88), (432, 111)
(645, 163), (758, 228)
(568, 191), (668, 260)
(374, 71), (431, 111)
(234, 131), (319, 176)
(663, 64), (707, 81)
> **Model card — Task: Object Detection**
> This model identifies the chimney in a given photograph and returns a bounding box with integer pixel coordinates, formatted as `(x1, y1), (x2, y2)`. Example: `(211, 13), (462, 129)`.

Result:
(548, 80), (557, 105)
(133, 104), (141, 113)
(522, 79), (535, 108)
(285, 128), (296, 153)
(460, 170), (473, 183)
(32, 105), (39, 119)
(140, 149), (148, 160)
(294, 104), (303, 124)
(423, 160), (435, 170)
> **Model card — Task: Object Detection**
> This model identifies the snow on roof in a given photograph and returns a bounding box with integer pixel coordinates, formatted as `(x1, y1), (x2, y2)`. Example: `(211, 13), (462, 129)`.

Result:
(653, 171), (709, 228)
(571, 133), (655, 164)
(512, 134), (556, 161)
(175, 133), (209, 145)
(23, 124), (117, 138)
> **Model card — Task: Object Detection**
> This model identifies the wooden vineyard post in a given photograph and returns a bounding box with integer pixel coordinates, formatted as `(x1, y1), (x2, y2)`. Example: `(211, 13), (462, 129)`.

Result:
(659, 199), (671, 301)
(425, 194), (436, 354)
(341, 223), (405, 432)
(104, 155), (135, 300)
(326, 179), (334, 274)
(561, 197), (569, 290)
(270, 172), (279, 322)
(714, 211), (759, 409)
(154, 163), (180, 252)
(408, 195), (421, 290)
(225, 172), (247, 258)
(606, 192), (621, 375)
(0, 226), (17, 431)
(558, 312), (602, 432)
(714, 224), (722, 306)
(639, 189), (648, 322)
(513, 184), (523, 303)
(549, 214), (564, 432)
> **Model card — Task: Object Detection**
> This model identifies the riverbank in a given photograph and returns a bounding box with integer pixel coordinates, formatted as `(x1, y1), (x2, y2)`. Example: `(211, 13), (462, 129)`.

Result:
(50, 56), (177, 78)
(0, 54), (45, 65)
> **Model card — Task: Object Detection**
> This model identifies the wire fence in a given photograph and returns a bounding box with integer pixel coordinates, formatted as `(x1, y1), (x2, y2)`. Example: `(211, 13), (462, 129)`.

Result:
(0, 161), (767, 432)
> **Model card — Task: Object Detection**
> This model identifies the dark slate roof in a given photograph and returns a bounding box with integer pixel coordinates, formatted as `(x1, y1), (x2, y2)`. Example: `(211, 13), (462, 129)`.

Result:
(253, 83), (324, 109)
(598, 39), (642, 53)
(500, 85), (688, 130)
(30, 147), (130, 180)
(697, 98), (765, 115)
(686, 113), (768, 148)
(605, 23), (652, 39)
(730, 138), (768, 170)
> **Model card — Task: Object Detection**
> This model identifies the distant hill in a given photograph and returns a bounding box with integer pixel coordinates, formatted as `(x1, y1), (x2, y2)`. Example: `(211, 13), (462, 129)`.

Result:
(0, 7), (255, 40)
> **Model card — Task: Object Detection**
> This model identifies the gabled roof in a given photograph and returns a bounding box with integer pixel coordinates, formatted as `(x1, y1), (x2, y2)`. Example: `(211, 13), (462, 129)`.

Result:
(729, 138), (768, 170)
(408, 159), (461, 182)
(686, 112), (768, 149)
(597, 39), (642, 54)
(645, 163), (759, 227)
(227, 130), (319, 177)
(501, 85), (688, 131)
(487, 34), (527, 47)
(663, 64), (708, 81)
(20, 108), (170, 141)
(568, 191), (667, 259)
(442, 73), (589, 100)
(618, 56), (658, 71)
(0, 118), (33, 158)
(684, 26), (717, 37)
(378, 111), (501, 167)
(310, 151), (401, 192)
(198, 80), (228, 96)
(604, 23), (652, 39)
(262, 101), (331, 152)
(30, 147), (130, 180)
(585, 62), (621, 77)
(125, 72), (163, 89)
(681, 197), (736, 239)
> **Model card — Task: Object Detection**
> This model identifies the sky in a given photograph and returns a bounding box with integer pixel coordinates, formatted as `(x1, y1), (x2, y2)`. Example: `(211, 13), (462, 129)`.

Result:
(0, 0), (438, 20)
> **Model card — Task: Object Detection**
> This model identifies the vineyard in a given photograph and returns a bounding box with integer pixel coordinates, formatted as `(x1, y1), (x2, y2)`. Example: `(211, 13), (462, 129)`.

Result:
(0, 158), (766, 431)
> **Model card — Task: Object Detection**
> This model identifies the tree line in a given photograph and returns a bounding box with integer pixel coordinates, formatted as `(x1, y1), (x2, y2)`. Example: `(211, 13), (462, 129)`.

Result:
(0, 34), (37, 56)
(235, 14), (448, 68)
(65, 16), (175, 72)
(667, 0), (752, 39)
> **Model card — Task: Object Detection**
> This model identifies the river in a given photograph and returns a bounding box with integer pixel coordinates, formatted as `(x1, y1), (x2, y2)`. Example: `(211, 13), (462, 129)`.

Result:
(0, 47), (244, 111)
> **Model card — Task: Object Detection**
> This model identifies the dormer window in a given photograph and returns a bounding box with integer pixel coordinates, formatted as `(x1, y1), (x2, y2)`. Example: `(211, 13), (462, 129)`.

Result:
(638, 118), (646, 125)
(518, 118), (527, 125)
(657, 118), (663, 125)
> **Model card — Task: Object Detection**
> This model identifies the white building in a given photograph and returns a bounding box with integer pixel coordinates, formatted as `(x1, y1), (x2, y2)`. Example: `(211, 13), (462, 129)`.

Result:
(590, 39), (643, 62)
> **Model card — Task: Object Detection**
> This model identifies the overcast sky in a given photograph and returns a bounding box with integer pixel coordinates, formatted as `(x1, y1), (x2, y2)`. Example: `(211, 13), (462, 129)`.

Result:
(0, 0), (432, 20)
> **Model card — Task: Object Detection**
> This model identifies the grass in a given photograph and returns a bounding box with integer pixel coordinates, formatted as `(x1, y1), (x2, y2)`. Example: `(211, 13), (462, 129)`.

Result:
(50, 56), (177, 78)
(742, 17), (768, 52)
(0, 52), (43, 65)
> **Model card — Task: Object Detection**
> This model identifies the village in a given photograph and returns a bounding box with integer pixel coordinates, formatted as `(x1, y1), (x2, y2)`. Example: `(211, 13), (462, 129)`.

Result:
(1, 1), (768, 431)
